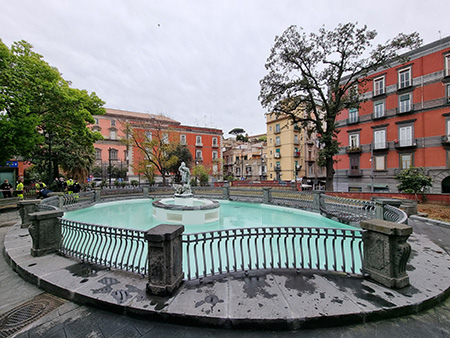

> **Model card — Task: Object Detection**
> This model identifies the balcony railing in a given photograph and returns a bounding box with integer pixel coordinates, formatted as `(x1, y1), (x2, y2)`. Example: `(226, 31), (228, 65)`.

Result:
(346, 146), (362, 154)
(394, 139), (417, 149)
(442, 135), (450, 145)
(293, 151), (300, 158)
(372, 142), (389, 151)
(274, 153), (281, 159)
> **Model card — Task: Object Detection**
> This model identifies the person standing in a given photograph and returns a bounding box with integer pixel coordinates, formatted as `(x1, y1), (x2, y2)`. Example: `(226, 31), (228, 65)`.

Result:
(0, 179), (13, 198)
(16, 179), (24, 200)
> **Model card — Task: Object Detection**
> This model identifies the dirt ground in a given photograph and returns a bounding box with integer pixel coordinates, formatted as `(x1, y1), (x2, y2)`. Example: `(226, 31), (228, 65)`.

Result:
(417, 204), (450, 223)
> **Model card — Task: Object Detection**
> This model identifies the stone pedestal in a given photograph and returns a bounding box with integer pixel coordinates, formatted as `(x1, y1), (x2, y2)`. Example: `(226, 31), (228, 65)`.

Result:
(94, 188), (101, 202)
(313, 191), (323, 211)
(28, 210), (64, 257)
(222, 186), (230, 200)
(18, 200), (41, 228)
(143, 187), (149, 198)
(263, 187), (272, 204)
(145, 224), (185, 296)
(361, 219), (413, 288)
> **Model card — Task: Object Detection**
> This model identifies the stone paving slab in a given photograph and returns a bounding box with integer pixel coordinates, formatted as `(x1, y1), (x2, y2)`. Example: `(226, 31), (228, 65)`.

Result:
(3, 223), (450, 330)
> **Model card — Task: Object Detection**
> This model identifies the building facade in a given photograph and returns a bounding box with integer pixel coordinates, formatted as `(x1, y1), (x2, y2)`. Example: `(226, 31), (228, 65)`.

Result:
(91, 108), (223, 183)
(223, 140), (267, 181)
(335, 36), (450, 193)
(266, 113), (325, 187)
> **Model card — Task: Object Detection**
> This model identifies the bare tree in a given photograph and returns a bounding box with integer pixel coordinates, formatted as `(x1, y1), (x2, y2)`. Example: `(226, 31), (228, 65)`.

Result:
(259, 23), (421, 191)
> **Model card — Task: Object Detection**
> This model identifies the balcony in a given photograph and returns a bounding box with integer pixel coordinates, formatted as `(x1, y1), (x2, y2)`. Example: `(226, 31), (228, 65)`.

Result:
(274, 165), (281, 172)
(306, 157), (315, 163)
(394, 139), (417, 150)
(346, 146), (362, 154)
(212, 143), (219, 148)
(347, 169), (362, 177)
(195, 157), (203, 162)
(293, 139), (300, 145)
(274, 153), (281, 159)
(372, 142), (389, 152)
(347, 117), (360, 125)
(293, 151), (300, 158)
(195, 142), (203, 147)
(442, 135), (450, 145)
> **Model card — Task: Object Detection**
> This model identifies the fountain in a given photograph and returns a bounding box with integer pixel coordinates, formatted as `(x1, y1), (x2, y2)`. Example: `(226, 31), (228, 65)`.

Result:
(152, 162), (220, 225)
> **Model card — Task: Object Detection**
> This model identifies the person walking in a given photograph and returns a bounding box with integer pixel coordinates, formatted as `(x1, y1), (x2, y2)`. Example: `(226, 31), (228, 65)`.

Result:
(16, 179), (24, 200)
(0, 179), (13, 198)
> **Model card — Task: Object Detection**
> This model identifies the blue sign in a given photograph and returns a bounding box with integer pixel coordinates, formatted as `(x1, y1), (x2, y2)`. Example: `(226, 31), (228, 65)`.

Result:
(1, 161), (18, 168)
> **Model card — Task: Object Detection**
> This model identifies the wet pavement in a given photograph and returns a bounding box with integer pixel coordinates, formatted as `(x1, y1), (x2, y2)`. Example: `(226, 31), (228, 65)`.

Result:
(1, 209), (450, 337)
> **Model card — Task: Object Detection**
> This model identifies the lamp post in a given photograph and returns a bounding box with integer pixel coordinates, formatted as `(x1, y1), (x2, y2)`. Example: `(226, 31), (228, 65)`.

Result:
(45, 133), (54, 185)
(108, 147), (112, 186)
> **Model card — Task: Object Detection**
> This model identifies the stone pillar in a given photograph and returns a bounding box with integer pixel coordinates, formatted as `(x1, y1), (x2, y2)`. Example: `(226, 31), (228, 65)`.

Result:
(375, 200), (385, 220)
(143, 186), (149, 198)
(145, 224), (185, 296)
(222, 186), (230, 200)
(360, 219), (413, 288)
(28, 210), (64, 257)
(18, 200), (41, 229)
(263, 187), (272, 204)
(94, 188), (101, 202)
(313, 191), (323, 211)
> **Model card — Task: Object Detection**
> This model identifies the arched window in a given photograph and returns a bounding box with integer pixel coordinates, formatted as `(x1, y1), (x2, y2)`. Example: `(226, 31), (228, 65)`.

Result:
(442, 176), (450, 193)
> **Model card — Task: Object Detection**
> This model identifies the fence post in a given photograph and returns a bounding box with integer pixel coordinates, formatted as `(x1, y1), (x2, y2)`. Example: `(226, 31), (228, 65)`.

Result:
(360, 219), (412, 288)
(145, 224), (185, 296)
(28, 209), (64, 257)
(375, 200), (385, 220)
(222, 186), (230, 200)
(313, 191), (323, 211)
(143, 186), (149, 198)
(18, 200), (41, 229)
(263, 187), (272, 203)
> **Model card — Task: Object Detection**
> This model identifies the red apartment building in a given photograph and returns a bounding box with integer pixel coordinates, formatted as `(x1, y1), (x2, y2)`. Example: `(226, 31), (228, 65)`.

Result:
(91, 108), (223, 183)
(335, 36), (450, 193)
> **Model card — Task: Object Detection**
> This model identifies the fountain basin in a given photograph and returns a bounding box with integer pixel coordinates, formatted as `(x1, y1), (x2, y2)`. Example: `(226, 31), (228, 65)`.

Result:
(152, 196), (220, 225)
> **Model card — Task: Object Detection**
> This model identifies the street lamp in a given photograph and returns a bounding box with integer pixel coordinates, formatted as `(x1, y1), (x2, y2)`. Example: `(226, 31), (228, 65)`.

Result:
(108, 147), (112, 186)
(45, 133), (55, 185)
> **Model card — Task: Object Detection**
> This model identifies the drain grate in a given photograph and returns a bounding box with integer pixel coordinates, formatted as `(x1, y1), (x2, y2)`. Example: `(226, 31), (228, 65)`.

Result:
(0, 293), (64, 338)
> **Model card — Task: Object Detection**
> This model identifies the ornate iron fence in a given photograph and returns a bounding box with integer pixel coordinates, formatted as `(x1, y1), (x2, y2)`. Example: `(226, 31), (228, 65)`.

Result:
(320, 195), (376, 223)
(271, 190), (315, 210)
(384, 204), (408, 224)
(183, 226), (364, 281)
(59, 219), (148, 275)
(228, 188), (264, 203)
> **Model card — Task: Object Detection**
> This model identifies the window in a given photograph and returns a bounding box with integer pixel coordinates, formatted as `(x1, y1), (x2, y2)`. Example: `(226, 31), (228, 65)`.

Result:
(213, 164), (218, 175)
(95, 148), (101, 160)
(349, 133), (359, 148)
(398, 67), (411, 89)
(109, 130), (117, 140)
(212, 137), (218, 147)
(447, 84), (450, 103)
(145, 131), (152, 141)
(374, 129), (386, 149)
(447, 119), (450, 137)
(349, 156), (360, 175)
(111, 120), (116, 127)
(373, 77), (385, 96)
(109, 148), (118, 160)
(400, 154), (412, 169)
(162, 133), (169, 144)
(374, 156), (386, 171)
(94, 118), (99, 125)
(196, 149), (202, 160)
(374, 101), (385, 118)
(308, 163), (314, 176)
(399, 93), (412, 113)
(275, 136), (281, 146)
(294, 134), (299, 144)
(196, 135), (202, 146)
(445, 54), (450, 77)
(212, 150), (218, 160)
(180, 134), (186, 145)
(399, 125), (413, 146)
(348, 108), (359, 123)
(275, 124), (281, 133)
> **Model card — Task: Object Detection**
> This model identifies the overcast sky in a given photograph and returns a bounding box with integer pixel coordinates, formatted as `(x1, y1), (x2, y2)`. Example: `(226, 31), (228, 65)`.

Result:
(0, 0), (447, 137)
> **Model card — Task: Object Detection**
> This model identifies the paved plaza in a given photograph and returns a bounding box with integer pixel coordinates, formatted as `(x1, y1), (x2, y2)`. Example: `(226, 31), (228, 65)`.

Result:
(1, 209), (450, 337)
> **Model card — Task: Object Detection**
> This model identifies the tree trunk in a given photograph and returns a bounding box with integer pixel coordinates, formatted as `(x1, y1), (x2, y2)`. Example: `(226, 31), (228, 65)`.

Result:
(325, 157), (335, 192)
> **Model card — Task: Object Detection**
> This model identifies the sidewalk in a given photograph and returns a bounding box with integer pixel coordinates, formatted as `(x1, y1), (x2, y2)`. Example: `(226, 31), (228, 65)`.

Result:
(2, 209), (450, 337)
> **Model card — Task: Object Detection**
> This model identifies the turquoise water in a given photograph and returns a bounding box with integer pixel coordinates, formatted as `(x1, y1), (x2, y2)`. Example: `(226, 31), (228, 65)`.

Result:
(63, 199), (356, 233)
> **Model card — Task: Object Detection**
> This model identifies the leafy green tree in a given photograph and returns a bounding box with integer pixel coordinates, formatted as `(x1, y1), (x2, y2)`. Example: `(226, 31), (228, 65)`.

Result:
(229, 128), (248, 142)
(396, 167), (432, 201)
(167, 144), (193, 183)
(0, 39), (105, 182)
(192, 165), (209, 186)
(259, 23), (421, 191)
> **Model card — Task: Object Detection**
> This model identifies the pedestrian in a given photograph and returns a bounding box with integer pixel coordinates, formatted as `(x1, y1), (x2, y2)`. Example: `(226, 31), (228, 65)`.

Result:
(72, 179), (81, 200)
(0, 179), (13, 198)
(67, 178), (74, 194)
(58, 177), (67, 192)
(16, 179), (24, 200)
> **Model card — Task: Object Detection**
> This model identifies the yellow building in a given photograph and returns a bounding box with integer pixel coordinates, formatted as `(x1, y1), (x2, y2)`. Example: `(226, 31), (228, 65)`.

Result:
(266, 113), (306, 182)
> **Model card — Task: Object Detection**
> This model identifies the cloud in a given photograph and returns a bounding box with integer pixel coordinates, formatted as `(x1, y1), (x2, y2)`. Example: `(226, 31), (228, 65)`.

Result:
(0, 0), (447, 136)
